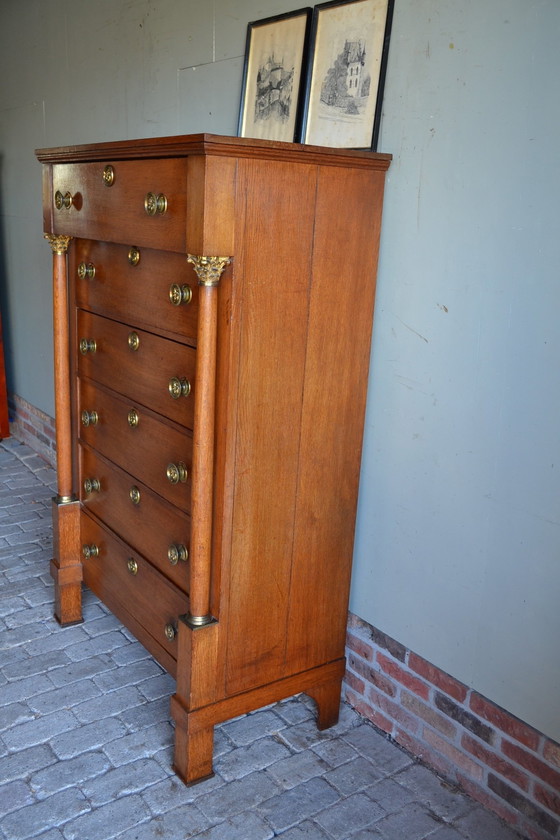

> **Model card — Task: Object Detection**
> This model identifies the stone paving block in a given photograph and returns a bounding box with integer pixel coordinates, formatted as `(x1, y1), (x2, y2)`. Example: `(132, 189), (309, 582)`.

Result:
(82, 612), (129, 637)
(4, 601), (54, 628)
(109, 640), (152, 666)
(311, 736), (359, 768)
(52, 717), (128, 760)
(395, 762), (474, 823)
(62, 792), (150, 840)
(366, 776), (418, 815)
(215, 734), (292, 782)
(270, 821), (332, 839)
(455, 805), (526, 840)
(0, 620), (51, 649)
(0, 787), (90, 840)
(0, 743), (58, 783)
(93, 657), (163, 693)
(141, 772), (223, 816)
(24, 624), (91, 656)
(102, 721), (175, 766)
(372, 800), (443, 839)
(48, 654), (115, 687)
(72, 684), (144, 723)
(0, 778), (34, 814)
(198, 771), (281, 823)
(81, 757), (168, 807)
(323, 754), (384, 796)
(118, 694), (174, 734)
(64, 629), (131, 661)
(266, 746), (332, 790)
(277, 717), (339, 754)
(343, 725), (413, 776)
(257, 777), (340, 833)
(27, 678), (101, 715)
(0, 594), (27, 616)
(30, 751), (112, 800)
(0, 700), (35, 731)
(275, 697), (316, 726)
(0, 675), (53, 708)
(428, 827), (470, 840)
(2, 649), (69, 680)
(314, 791), (386, 838)
(114, 801), (209, 840)
(190, 810), (274, 840)
(221, 708), (287, 747)
(135, 672), (176, 701)
(2, 709), (78, 751)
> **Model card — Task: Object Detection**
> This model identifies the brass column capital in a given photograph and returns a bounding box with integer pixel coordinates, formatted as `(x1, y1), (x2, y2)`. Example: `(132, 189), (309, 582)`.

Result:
(187, 254), (231, 287)
(44, 234), (72, 255)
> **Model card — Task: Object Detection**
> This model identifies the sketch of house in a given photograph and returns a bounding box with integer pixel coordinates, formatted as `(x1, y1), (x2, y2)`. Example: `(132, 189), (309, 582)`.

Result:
(255, 54), (294, 123)
(321, 40), (369, 111)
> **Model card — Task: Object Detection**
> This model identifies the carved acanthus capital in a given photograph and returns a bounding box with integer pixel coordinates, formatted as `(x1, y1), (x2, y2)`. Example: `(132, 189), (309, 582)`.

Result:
(187, 254), (231, 287)
(44, 234), (72, 255)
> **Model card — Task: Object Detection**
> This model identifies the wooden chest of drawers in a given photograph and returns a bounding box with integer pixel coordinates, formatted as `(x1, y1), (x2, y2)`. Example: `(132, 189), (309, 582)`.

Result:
(36, 134), (390, 784)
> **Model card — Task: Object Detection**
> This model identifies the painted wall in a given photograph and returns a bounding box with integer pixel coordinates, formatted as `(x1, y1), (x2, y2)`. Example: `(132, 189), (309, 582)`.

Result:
(0, 0), (558, 741)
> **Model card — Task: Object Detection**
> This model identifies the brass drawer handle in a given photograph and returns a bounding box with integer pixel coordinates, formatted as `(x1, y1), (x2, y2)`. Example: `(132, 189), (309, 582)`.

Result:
(54, 190), (74, 210)
(82, 543), (99, 559)
(83, 477), (101, 494)
(168, 377), (191, 400)
(144, 192), (167, 216)
(169, 284), (192, 306)
(127, 409), (139, 428)
(128, 246), (140, 266)
(79, 338), (97, 355)
(77, 262), (96, 280)
(127, 331), (140, 351)
(166, 462), (188, 485)
(102, 164), (115, 186)
(168, 544), (188, 565)
(81, 410), (99, 427)
(127, 558), (138, 575)
(164, 623), (177, 641)
(129, 486), (141, 505)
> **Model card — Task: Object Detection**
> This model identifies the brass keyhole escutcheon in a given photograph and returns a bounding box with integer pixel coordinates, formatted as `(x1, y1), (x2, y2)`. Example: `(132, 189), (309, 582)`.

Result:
(81, 410), (99, 427)
(166, 462), (188, 485)
(128, 246), (140, 266)
(82, 544), (99, 559)
(127, 331), (140, 351)
(144, 192), (167, 216)
(77, 262), (95, 280)
(79, 338), (96, 355)
(169, 284), (192, 306)
(129, 486), (141, 505)
(168, 377), (191, 400)
(164, 623), (177, 641)
(102, 164), (115, 186)
(83, 477), (101, 494)
(167, 544), (188, 565)
(127, 409), (139, 428)
(127, 558), (138, 575)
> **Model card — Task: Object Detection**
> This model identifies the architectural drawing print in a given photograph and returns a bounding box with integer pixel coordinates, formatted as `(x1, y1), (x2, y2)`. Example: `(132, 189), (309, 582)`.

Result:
(320, 39), (371, 117)
(254, 54), (295, 124)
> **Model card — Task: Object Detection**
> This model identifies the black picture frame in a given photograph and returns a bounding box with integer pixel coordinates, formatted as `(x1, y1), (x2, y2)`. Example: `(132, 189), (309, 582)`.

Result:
(300, 0), (394, 149)
(237, 8), (312, 143)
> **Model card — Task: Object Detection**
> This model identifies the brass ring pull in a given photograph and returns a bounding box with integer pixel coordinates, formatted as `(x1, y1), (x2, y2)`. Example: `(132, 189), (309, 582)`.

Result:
(164, 623), (177, 641)
(83, 477), (101, 494)
(82, 544), (99, 559)
(166, 462), (188, 485)
(144, 192), (167, 216)
(79, 338), (96, 355)
(77, 262), (95, 280)
(127, 409), (139, 428)
(127, 331), (140, 351)
(54, 190), (74, 210)
(81, 410), (99, 427)
(168, 377), (191, 400)
(102, 165), (115, 186)
(169, 284), (192, 306)
(128, 246), (140, 266)
(168, 544), (188, 565)
(129, 486), (141, 505)
(127, 558), (138, 575)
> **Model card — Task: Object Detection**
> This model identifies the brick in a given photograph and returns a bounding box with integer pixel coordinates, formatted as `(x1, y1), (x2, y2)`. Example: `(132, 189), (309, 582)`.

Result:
(376, 652), (430, 700)
(461, 733), (529, 790)
(534, 783), (560, 817)
(454, 792), (522, 838)
(347, 653), (397, 697)
(470, 693), (540, 750)
(347, 614), (406, 662)
(423, 728), (484, 780)
(502, 740), (560, 791)
(346, 630), (374, 662)
(435, 693), (494, 744)
(408, 653), (468, 703)
(343, 668), (365, 696)
(366, 685), (421, 734)
(543, 740), (560, 769)
(395, 728), (456, 781)
(488, 774), (559, 835)
(401, 690), (457, 738)
(343, 687), (394, 735)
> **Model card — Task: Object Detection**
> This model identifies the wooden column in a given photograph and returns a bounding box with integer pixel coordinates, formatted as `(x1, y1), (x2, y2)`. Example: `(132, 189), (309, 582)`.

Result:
(45, 234), (82, 625)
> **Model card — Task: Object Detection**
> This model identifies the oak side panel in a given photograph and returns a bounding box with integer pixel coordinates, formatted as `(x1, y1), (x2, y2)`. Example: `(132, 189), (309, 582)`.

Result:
(224, 158), (317, 695)
(286, 165), (387, 672)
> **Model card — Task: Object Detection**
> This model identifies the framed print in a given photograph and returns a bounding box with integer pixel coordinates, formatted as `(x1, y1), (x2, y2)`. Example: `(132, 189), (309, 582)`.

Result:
(301, 0), (394, 149)
(238, 9), (312, 143)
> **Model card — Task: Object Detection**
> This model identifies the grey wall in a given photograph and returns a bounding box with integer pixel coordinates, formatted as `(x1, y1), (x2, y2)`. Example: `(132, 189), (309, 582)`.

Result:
(0, 0), (558, 741)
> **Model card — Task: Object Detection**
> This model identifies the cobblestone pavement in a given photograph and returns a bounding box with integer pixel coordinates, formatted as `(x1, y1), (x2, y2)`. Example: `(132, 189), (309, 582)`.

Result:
(0, 438), (525, 840)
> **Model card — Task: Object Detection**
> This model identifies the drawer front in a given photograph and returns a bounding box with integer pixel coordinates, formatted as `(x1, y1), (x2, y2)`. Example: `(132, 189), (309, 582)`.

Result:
(78, 378), (192, 511)
(52, 159), (188, 251)
(80, 512), (185, 664)
(72, 240), (199, 345)
(80, 446), (190, 593)
(77, 310), (196, 429)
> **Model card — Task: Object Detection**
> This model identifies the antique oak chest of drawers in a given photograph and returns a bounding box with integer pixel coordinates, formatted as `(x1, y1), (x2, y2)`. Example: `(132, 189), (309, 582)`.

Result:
(36, 134), (390, 784)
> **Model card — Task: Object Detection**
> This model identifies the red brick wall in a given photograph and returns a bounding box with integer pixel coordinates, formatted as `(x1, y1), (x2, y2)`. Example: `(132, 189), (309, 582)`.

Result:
(8, 394), (56, 467)
(345, 613), (560, 840)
